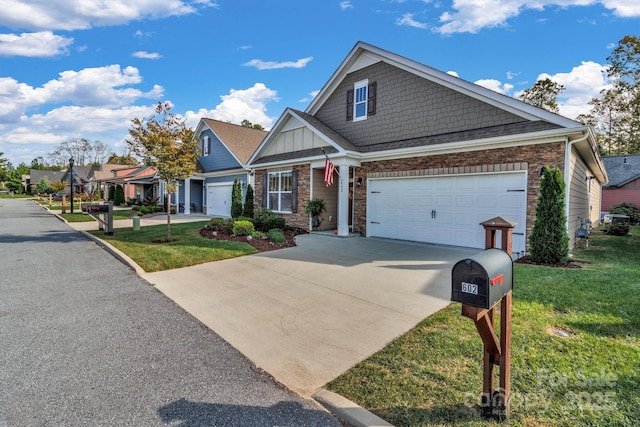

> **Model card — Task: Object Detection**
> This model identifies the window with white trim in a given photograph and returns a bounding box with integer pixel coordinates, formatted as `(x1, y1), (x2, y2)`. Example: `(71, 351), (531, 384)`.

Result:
(346, 80), (376, 122)
(268, 171), (292, 212)
(202, 135), (210, 156)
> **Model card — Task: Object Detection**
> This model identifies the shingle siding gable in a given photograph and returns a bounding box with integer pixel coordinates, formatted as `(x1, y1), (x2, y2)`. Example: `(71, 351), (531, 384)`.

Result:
(198, 129), (243, 172)
(315, 61), (526, 147)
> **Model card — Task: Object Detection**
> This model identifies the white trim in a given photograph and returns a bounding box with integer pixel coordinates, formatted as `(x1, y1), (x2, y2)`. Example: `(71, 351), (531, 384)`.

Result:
(353, 79), (369, 122)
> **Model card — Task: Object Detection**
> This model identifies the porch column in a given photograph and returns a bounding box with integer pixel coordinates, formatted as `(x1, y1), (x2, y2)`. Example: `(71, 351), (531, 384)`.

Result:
(337, 164), (350, 236)
(184, 178), (191, 215)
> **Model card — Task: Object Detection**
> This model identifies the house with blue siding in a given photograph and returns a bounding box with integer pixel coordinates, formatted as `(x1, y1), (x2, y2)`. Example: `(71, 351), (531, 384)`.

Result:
(178, 118), (266, 216)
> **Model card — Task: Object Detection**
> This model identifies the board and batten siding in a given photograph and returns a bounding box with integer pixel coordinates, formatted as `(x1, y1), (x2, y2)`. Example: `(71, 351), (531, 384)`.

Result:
(263, 120), (329, 157)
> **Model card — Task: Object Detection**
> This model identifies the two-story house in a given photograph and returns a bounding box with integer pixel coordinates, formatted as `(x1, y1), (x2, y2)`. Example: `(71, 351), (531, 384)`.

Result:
(247, 41), (607, 257)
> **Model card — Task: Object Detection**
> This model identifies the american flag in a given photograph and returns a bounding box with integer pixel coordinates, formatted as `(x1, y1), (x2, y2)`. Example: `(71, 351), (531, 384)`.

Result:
(324, 158), (335, 186)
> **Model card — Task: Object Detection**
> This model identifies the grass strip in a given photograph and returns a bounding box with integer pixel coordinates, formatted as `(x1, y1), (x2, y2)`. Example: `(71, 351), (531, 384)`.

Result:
(88, 221), (256, 272)
(327, 227), (640, 426)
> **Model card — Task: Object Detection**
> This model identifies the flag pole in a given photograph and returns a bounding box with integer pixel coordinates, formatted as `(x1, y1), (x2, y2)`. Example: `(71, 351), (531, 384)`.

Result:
(321, 147), (340, 176)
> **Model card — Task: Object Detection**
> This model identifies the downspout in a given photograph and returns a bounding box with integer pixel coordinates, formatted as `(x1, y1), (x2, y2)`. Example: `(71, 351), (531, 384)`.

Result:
(563, 131), (590, 233)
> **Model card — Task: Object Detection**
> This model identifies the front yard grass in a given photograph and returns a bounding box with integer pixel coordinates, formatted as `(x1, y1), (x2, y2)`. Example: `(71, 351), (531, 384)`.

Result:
(327, 226), (640, 426)
(88, 221), (257, 272)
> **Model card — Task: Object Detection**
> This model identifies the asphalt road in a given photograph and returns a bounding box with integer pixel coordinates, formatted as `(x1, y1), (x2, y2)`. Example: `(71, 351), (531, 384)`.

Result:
(0, 199), (341, 427)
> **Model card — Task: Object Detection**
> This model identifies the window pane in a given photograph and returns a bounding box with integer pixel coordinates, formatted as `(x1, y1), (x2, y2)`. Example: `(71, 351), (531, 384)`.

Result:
(281, 172), (292, 191)
(269, 173), (279, 191)
(269, 193), (279, 211)
(355, 86), (367, 102)
(280, 193), (292, 212)
(355, 102), (366, 117)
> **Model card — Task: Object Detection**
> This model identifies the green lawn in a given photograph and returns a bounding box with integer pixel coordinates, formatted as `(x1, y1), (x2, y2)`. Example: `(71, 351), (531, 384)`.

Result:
(88, 221), (257, 272)
(327, 227), (640, 426)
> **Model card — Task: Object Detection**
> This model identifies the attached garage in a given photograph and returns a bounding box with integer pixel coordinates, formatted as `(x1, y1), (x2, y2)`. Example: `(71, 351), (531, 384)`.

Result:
(206, 182), (233, 217)
(366, 172), (527, 256)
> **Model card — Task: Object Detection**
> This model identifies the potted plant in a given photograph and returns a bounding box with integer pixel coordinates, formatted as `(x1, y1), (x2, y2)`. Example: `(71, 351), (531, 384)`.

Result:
(304, 198), (327, 229)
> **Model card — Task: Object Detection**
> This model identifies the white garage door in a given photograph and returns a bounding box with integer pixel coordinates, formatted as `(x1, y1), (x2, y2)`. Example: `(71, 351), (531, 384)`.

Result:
(206, 183), (233, 217)
(367, 172), (527, 256)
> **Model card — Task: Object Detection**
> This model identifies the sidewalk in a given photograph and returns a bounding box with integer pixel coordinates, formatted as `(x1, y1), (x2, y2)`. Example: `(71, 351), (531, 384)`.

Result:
(68, 212), (210, 231)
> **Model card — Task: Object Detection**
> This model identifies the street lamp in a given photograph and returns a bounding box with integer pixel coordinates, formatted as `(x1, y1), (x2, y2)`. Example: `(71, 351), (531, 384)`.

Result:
(69, 157), (74, 214)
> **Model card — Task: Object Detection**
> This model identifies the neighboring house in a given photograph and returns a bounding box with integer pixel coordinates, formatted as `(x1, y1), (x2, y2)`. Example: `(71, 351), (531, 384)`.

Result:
(247, 41), (607, 257)
(178, 118), (266, 215)
(29, 167), (91, 194)
(98, 165), (160, 203)
(601, 154), (640, 212)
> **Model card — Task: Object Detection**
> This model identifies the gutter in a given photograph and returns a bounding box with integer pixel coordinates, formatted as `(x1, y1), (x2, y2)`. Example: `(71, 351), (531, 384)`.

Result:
(563, 131), (590, 231)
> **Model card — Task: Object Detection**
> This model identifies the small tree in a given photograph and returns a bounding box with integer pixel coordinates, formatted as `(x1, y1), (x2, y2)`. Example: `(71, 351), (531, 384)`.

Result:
(114, 184), (125, 206)
(243, 183), (255, 218)
(529, 166), (570, 264)
(34, 177), (51, 194)
(108, 185), (115, 201)
(126, 102), (199, 241)
(231, 178), (243, 218)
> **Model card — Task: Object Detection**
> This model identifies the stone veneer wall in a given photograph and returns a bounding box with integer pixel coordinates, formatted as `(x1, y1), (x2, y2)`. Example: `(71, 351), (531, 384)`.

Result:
(254, 164), (311, 231)
(351, 142), (566, 249)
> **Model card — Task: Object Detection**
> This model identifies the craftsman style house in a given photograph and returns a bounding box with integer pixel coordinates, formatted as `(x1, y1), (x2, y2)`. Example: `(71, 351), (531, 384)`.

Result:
(247, 41), (607, 257)
(177, 118), (266, 215)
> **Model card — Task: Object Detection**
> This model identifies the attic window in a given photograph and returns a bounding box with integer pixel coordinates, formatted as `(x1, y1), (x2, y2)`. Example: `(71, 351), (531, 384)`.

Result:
(347, 80), (376, 122)
(202, 135), (210, 156)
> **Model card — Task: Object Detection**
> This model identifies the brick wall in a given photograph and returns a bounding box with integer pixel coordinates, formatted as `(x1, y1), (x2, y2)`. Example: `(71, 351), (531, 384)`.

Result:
(351, 142), (566, 246)
(254, 164), (311, 230)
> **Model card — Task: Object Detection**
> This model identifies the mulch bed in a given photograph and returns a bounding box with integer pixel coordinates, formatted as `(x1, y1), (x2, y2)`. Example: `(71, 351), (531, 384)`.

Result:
(514, 255), (592, 269)
(199, 227), (307, 252)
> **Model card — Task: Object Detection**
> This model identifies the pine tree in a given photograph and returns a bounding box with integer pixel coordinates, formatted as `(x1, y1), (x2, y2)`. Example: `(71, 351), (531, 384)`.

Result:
(529, 166), (569, 264)
(243, 183), (255, 218)
(231, 178), (243, 218)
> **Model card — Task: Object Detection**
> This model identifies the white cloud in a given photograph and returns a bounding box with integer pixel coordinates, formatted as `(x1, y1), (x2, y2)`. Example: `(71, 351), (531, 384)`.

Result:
(536, 61), (612, 118)
(132, 51), (162, 59)
(397, 13), (428, 29)
(243, 57), (313, 70)
(475, 79), (514, 95)
(0, 0), (201, 31)
(184, 83), (279, 130)
(0, 31), (73, 57)
(299, 90), (321, 103)
(340, 1), (354, 10)
(447, 71), (460, 77)
(435, 0), (640, 34)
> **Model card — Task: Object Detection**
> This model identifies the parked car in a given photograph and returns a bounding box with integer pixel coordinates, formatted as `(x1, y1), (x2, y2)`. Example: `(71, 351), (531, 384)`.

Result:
(52, 192), (69, 201)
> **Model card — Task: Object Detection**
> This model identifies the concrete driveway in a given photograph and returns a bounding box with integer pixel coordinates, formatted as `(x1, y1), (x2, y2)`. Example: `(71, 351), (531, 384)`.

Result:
(144, 234), (477, 396)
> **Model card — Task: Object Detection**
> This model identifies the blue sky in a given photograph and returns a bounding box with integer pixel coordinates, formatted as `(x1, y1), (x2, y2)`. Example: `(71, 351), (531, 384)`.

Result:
(1, 0), (639, 166)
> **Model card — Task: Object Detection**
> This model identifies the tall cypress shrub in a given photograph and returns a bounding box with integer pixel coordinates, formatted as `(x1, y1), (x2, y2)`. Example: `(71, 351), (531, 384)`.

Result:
(529, 166), (569, 264)
(243, 183), (255, 218)
(108, 185), (115, 201)
(231, 178), (243, 218)
(114, 184), (125, 206)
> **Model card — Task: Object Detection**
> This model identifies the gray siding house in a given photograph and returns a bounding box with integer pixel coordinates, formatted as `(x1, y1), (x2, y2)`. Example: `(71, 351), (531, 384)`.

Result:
(179, 118), (266, 216)
(247, 41), (607, 256)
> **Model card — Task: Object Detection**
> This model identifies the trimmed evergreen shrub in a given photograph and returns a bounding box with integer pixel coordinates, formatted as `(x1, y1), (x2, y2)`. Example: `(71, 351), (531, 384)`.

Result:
(529, 166), (569, 264)
(108, 185), (115, 201)
(262, 215), (285, 232)
(231, 178), (243, 218)
(268, 228), (285, 243)
(113, 184), (125, 206)
(243, 183), (255, 218)
(236, 216), (255, 224)
(232, 220), (254, 236)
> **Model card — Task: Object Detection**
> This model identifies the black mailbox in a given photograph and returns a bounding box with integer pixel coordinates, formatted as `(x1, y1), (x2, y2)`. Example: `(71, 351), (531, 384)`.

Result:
(451, 248), (513, 309)
(88, 204), (109, 213)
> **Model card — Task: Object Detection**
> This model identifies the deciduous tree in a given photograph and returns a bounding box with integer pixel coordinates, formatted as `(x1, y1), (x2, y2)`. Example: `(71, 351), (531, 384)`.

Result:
(126, 102), (199, 241)
(518, 77), (564, 114)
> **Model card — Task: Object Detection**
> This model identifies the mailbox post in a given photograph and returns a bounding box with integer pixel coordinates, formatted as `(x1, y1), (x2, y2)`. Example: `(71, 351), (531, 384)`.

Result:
(451, 216), (515, 421)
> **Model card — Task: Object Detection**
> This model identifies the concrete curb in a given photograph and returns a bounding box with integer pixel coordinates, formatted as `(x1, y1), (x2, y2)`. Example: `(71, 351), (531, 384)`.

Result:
(80, 230), (147, 276)
(313, 389), (394, 427)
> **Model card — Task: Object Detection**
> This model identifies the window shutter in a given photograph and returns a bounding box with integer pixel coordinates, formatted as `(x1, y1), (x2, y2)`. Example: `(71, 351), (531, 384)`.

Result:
(262, 174), (268, 208)
(207, 137), (211, 155)
(367, 82), (377, 115)
(346, 89), (354, 121)
(291, 170), (298, 213)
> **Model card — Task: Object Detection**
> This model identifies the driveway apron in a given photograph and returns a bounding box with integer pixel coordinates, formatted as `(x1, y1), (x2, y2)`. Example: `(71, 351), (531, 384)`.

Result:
(0, 199), (340, 426)
(146, 233), (477, 396)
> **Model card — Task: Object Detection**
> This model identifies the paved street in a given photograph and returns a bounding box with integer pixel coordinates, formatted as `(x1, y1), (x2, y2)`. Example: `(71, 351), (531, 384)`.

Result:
(0, 199), (340, 426)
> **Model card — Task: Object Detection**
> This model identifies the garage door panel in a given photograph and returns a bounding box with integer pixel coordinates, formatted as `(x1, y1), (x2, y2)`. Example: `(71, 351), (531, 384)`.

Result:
(368, 173), (526, 255)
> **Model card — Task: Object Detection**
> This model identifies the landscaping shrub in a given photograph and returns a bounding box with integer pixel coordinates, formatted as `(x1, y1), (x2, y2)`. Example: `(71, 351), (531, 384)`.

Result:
(152, 205), (163, 212)
(139, 206), (152, 214)
(262, 215), (285, 232)
(251, 230), (266, 239)
(232, 220), (255, 236)
(231, 178), (243, 218)
(610, 202), (640, 224)
(131, 205), (140, 211)
(208, 217), (234, 234)
(608, 222), (630, 236)
(114, 184), (125, 206)
(243, 183), (255, 219)
(529, 166), (569, 264)
(108, 185), (115, 201)
(268, 228), (285, 243)
(236, 216), (254, 224)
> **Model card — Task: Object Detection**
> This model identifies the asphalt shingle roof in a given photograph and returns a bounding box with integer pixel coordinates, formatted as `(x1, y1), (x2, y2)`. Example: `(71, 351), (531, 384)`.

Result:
(203, 118), (267, 164)
(602, 155), (640, 187)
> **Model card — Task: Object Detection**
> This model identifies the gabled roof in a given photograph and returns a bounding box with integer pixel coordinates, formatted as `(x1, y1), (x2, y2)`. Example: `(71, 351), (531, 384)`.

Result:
(307, 41), (582, 129)
(199, 118), (267, 165)
(602, 155), (640, 187)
